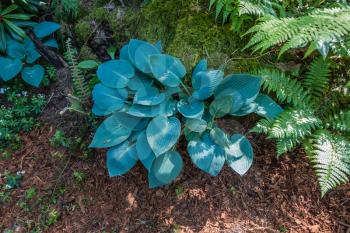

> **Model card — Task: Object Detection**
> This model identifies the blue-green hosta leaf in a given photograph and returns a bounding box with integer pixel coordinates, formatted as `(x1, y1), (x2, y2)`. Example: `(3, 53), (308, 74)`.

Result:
(209, 128), (231, 148)
(92, 83), (128, 114)
(112, 112), (149, 131)
(21, 65), (44, 87)
(33, 21), (61, 38)
(231, 102), (258, 116)
(148, 169), (164, 188)
(134, 86), (166, 106)
(149, 54), (186, 87)
(192, 70), (224, 100)
(128, 104), (160, 117)
(6, 40), (26, 60)
(128, 39), (160, 73)
(136, 131), (156, 171)
(192, 59), (207, 76)
(209, 95), (234, 118)
(89, 115), (132, 148)
(43, 39), (59, 49)
(215, 89), (244, 113)
(184, 128), (201, 141)
(177, 99), (204, 119)
(151, 151), (183, 185)
(159, 98), (177, 117)
(187, 134), (225, 176)
(23, 37), (35, 49)
(97, 59), (135, 88)
(185, 118), (207, 133)
(215, 74), (261, 105)
(146, 116), (181, 156)
(92, 104), (112, 116)
(119, 43), (130, 61)
(0, 57), (22, 81)
(26, 49), (41, 64)
(254, 94), (283, 119)
(107, 141), (138, 177)
(127, 72), (153, 91)
(226, 134), (253, 176)
(154, 41), (163, 52)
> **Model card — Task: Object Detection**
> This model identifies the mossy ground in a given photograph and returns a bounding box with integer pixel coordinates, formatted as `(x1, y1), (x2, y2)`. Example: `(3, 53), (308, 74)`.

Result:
(75, 0), (261, 73)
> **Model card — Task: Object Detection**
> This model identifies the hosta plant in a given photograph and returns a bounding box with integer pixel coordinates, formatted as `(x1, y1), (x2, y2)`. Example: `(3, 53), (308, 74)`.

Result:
(0, 21), (60, 87)
(89, 39), (283, 188)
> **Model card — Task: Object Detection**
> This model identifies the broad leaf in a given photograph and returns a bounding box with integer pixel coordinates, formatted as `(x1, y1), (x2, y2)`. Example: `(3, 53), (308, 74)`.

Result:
(0, 57), (22, 81)
(92, 83), (127, 114)
(151, 151), (183, 185)
(146, 116), (181, 156)
(33, 21), (61, 38)
(149, 54), (186, 87)
(254, 94), (283, 119)
(78, 60), (99, 69)
(185, 118), (207, 133)
(21, 65), (44, 87)
(112, 112), (149, 131)
(192, 59), (207, 76)
(6, 40), (26, 60)
(192, 70), (224, 100)
(209, 95), (233, 118)
(128, 104), (160, 117)
(134, 85), (166, 106)
(187, 134), (225, 176)
(136, 131), (156, 171)
(107, 141), (138, 177)
(128, 39), (160, 73)
(97, 59), (135, 88)
(89, 115), (132, 148)
(226, 134), (254, 176)
(177, 99), (204, 119)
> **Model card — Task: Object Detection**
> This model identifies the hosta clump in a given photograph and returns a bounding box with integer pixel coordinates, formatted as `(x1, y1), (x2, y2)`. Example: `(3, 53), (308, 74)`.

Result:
(0, 21), (60, 87)
(90, 39), (283, 188)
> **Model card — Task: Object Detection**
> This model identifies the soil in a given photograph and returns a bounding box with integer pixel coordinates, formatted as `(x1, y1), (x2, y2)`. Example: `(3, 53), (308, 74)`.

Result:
(1, 124), (349, 233)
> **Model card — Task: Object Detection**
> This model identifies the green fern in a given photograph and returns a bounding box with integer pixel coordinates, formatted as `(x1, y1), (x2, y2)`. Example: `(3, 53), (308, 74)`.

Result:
(244, 6), (350, 57)
(276, 137), (299, 156)
(257, 68), (312, 106)
(250, 118), (273, 134)
(269, 108), (322, 140)
(64, 38), (89, 103)
(325, 110), (350, 133)
(305, 130), (350, 196)
(303, 57), (330, 100)
(51, 0), (79, 18)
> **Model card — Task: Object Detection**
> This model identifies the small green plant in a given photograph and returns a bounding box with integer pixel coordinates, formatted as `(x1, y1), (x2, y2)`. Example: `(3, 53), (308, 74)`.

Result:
(253, 57), (350, 196)
(46, 209), (60, 227)
(73, 171), (86, 183)
(49, 130), (69, 148)
(25, 187), (37, 200)
(175, 186), (184, 196)
(89, 39), (283, 188)
(0, 21), (61, 87)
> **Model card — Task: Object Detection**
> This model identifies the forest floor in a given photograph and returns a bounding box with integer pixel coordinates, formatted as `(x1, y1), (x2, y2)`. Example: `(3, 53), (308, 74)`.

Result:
(1, 122), (349, 233)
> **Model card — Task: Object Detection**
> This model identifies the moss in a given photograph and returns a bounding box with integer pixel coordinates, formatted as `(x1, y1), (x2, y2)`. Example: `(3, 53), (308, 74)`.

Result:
(79, 45), (98, 61)
(75, 21), (91, 41)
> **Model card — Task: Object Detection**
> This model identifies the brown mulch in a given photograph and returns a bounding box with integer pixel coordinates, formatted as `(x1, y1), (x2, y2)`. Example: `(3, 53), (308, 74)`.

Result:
(0, 126), (349, 233)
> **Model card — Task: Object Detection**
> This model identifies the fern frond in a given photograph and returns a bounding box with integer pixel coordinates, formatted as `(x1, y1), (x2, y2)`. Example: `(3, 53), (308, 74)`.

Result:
(269, 108), (322, 140)
(238, 0), (275, 16)
(64, 38), (89, 103)
(303, 57), (330, 100)
(325, 110), (350, 133)
(305, 130), (350, 196)
(257, 68), (312, 107)
(245, 6), (350, 56)
(52, 0), (79, 18)
(250, 118), (273, 134)
(276, 137), (300, 156)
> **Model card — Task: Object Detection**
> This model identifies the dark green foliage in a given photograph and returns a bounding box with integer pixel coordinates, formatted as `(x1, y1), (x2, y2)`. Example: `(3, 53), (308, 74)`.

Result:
(255, 57), (350, 196)
(0, 87), (46, 150)
(51, 0), (79, 19)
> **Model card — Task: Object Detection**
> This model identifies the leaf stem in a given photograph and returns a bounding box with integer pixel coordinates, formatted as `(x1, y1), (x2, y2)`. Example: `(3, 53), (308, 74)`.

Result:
(179, 80), (191, 96)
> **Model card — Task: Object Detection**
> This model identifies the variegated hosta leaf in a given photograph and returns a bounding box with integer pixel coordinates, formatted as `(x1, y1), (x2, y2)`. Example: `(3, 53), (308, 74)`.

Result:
(89, 115), (132, 148)
(92, 84), (128, 115)
(209, 95), (234, 118)
(97, 59), (135, 88)
(192, 59), (208, 76)
(185, 118), (207, 133)
(127, 72), (153, 91)
(192, 70), (224, 100)
(214, 74), (261, 105)
(254, 94), (283, 119)
(231, 102), (258, 116)
(127, 104), (161, 118)
(134, 85), (166, 106)
(149, 54), (186, 87)
(107, 141), (138, 177)
(177, 99), (204, 119)
(159, 98), (178, 117)
(149, 151), (183, 188)
(128, 39), (161, 73)
(146, 116), (181, 156)
(209, 128), (231, 148)
(187, 134), (225, 176)
(136, 131), (156, 171)
(225, 134), (254, 175)
(112, 112), (149, 131)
